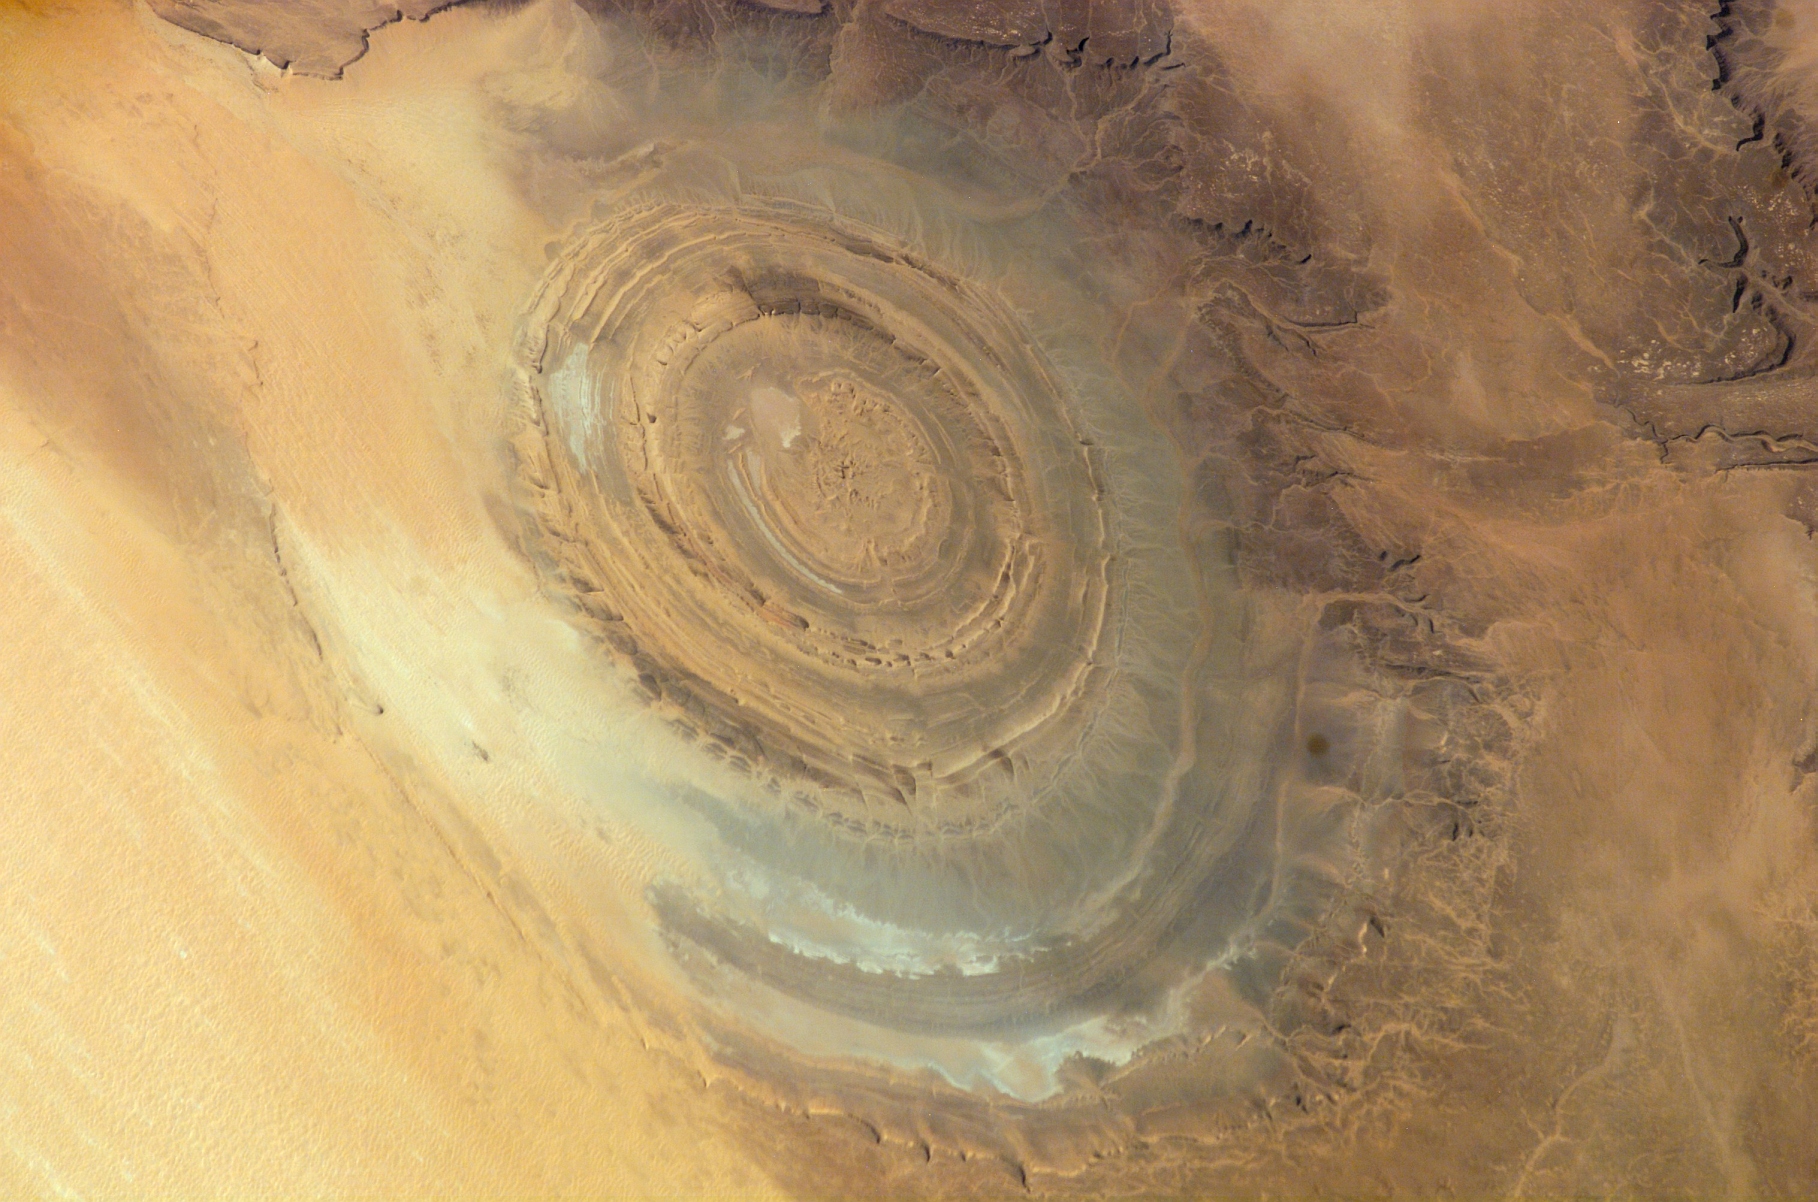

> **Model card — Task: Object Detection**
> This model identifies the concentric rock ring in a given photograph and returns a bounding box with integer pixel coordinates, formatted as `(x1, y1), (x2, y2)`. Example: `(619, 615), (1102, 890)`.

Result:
(516, 202), (1117, 833)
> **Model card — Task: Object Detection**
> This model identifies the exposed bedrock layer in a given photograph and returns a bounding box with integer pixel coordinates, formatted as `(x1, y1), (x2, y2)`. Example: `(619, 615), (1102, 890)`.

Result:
(6, 0), (1818, 1195)
(521, 202), (1121, 832)
(503, 142), (1382, 1089)
(443, 4), (1501, 1151)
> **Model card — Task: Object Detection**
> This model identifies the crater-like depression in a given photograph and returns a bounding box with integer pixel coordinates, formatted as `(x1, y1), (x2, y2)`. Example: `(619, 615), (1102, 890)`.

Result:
(19, 0), (1818, 1191)
(506, 174), (1373, 1106)
(523, 202), (1117, 834)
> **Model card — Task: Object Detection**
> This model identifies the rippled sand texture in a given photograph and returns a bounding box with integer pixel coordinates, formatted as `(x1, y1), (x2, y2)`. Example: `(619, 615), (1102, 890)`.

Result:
(3, 0), (1818, 1196)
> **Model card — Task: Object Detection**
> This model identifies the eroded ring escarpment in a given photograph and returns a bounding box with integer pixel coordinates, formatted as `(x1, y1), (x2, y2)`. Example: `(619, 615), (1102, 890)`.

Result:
(465, 0), (1451, 1114)
(499, 176), (1389, 1107)
(514, 202), (1118, 837)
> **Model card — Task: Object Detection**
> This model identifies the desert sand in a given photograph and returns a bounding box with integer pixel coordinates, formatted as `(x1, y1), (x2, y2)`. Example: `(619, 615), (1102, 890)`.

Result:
(0, 0), (1814, 1195)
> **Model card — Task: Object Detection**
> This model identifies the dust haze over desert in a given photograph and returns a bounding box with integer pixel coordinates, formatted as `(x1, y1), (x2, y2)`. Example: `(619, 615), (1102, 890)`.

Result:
(0, 0), (1815, 1195)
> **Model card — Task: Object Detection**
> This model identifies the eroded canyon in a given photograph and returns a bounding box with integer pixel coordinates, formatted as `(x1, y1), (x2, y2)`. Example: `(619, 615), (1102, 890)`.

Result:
(1, 0), (1816, 1195)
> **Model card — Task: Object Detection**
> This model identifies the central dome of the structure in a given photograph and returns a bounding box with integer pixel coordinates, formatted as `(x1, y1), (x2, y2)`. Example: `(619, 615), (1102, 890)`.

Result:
(519, 203), (1117, 834)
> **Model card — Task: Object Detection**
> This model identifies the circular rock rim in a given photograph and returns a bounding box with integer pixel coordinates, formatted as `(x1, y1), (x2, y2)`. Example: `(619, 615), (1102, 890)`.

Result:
(512, 201), (1120, 837)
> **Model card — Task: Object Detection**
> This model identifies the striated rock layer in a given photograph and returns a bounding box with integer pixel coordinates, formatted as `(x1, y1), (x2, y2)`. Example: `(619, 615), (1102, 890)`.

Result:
(1, 0), (1816, 1196)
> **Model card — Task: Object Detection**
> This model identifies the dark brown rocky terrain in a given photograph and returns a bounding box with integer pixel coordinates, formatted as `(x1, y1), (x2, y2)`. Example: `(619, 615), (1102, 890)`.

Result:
(1, 0), (1814, 1194)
